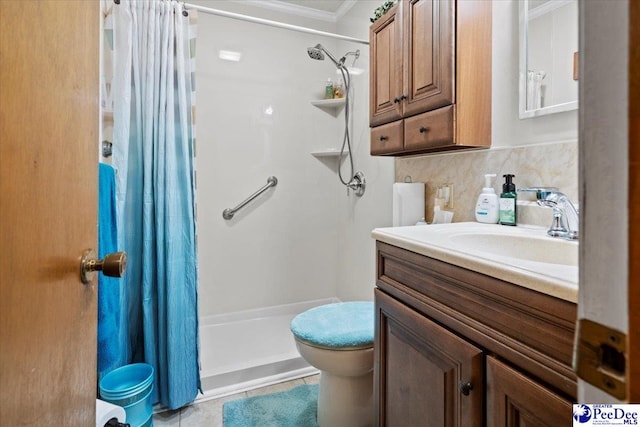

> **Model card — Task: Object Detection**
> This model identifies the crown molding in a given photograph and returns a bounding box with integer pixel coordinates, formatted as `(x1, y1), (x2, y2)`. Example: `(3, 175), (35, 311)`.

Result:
(335, 0), (357, 20)
(230, 0), (338, 23)
(528, 0), (574, 20)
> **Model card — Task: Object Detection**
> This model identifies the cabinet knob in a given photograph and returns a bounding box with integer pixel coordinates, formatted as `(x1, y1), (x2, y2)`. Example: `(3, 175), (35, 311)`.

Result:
(379, 135), (388, 142)
(400, 94), (407, 101)
(393, 97), (400, 104)
(419, 126), (429, 133)
(458, 381), (473, 396)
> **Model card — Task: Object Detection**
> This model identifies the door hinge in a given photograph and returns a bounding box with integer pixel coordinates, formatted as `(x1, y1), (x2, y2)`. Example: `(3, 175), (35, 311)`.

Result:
(574, 318), (627, 400)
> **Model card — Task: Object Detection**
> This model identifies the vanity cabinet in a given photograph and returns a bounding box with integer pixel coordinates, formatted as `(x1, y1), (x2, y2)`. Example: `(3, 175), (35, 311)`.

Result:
(369, 0), (491, 155)
(486, 356), (573, 427)
(374, 242), (576, 427)
(376, 289), (483, 426)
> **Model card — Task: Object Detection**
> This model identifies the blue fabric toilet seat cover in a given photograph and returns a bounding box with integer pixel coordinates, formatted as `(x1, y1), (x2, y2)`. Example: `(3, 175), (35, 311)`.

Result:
(290, 302), (374, 349)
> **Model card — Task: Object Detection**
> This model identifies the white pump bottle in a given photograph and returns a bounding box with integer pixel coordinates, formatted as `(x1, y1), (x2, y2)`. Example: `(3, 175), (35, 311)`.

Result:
(475, 174), (499, 223)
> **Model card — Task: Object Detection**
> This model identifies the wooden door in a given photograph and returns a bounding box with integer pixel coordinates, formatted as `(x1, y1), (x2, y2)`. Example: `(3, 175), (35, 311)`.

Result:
(0, 1), (99, 424)
(486, 356), (572, 427)
(370, 2), (403, 127)
(375, 289), (483, 427)
(402, 0), (454, 117)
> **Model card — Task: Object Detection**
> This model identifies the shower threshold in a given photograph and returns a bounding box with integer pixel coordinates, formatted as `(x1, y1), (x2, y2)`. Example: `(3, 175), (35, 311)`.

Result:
(196, 298), (338, 402)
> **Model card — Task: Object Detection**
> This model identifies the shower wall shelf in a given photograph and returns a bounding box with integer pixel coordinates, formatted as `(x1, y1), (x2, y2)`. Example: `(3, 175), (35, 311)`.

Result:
(310, 98), (345, 109)
(311, 149), (349, 158)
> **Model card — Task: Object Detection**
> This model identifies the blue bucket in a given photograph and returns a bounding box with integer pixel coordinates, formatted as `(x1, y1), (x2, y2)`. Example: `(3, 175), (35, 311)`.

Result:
(99, 364), (154, 427)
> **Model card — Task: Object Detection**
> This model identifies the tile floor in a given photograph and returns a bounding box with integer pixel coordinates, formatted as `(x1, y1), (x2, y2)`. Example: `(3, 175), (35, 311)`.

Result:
(153, 374), (320, 427)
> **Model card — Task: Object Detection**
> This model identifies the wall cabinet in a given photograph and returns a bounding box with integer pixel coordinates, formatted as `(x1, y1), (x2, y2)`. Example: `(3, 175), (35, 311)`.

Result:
(369, 0), (491, 155)
(374, 242), (576, 426)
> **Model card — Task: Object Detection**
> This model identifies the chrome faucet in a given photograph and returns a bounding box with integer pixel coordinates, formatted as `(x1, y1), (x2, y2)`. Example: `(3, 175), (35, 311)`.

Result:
(520, 187), (579, 240)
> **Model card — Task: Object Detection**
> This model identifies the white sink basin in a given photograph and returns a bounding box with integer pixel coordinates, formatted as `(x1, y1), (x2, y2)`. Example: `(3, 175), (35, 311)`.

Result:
(372, 222), (579, 302)
(448, 231), (578, 267)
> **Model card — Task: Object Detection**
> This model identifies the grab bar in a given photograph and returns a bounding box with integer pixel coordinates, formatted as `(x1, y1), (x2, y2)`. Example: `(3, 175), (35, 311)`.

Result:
(223, 176), (278, 220)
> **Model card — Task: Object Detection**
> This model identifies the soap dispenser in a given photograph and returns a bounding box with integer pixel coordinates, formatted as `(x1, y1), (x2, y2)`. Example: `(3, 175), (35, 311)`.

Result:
(475, 174), (499, 223)
(499, 174), (517, 226)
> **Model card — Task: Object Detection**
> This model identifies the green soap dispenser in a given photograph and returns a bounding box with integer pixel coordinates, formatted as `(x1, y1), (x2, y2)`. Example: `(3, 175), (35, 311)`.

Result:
(499, 174), (517, 226)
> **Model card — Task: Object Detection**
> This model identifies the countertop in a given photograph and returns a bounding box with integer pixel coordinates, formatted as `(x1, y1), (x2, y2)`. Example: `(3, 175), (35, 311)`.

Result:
(372, 223), (579, 303)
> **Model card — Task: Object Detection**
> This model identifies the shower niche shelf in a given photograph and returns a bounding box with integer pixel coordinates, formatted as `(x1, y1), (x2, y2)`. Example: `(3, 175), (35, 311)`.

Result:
(311, 149), (349, 158)
(310, 98), (345, 109)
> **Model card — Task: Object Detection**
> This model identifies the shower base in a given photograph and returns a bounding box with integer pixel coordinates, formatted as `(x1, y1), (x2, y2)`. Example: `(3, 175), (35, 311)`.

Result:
(197, 298), (338, 402)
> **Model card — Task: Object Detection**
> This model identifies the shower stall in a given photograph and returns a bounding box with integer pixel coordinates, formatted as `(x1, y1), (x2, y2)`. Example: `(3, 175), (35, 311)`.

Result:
(187, 1), (394, 399)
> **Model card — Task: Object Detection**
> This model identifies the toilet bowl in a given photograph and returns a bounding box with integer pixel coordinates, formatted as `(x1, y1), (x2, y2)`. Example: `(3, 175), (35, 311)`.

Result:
(290, 301), (374, 427)
(96, 399), (126, 427)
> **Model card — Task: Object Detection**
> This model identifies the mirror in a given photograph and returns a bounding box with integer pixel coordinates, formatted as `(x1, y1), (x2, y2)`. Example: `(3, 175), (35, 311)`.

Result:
(519, 0), (578, 119)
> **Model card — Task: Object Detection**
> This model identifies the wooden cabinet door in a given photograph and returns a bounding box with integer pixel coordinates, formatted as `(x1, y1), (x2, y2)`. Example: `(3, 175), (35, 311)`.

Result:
(370, 3), (403, 127)
(0, 1), (98, 424)
(402, 0), (454, 117)
(486, 356), (573, 427)
(375, 289), (483, 427)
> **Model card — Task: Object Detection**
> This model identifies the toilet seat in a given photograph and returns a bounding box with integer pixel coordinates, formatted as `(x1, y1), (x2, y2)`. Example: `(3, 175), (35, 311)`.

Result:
(290, 302), (374, 350)
(290, 301), (375, 427)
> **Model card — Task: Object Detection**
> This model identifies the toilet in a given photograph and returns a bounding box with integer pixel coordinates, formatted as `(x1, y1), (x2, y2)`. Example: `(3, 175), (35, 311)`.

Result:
(290, 301), (374, 427)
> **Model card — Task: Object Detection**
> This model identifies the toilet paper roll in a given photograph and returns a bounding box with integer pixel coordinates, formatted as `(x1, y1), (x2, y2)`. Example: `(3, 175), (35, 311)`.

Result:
(393, 182), (425, 226)
(96, 399), (126, 427)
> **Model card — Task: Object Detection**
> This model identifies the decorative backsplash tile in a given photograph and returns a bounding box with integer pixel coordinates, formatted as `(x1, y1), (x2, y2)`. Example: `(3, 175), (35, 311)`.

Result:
(395, 140), (578, 225)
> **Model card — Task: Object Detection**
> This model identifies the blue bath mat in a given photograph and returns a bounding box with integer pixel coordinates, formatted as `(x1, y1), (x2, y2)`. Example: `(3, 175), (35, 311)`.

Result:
(223, 384), (319, 427)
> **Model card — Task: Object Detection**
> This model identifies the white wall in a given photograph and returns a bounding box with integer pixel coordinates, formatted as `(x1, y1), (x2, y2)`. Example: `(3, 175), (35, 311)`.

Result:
(194, 1), (394, 316)
(491, 0), (578, 148)
(335, 1), (395, 303)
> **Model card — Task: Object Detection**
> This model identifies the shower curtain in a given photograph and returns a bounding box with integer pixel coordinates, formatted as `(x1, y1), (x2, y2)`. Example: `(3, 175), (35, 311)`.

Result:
(111, 0), (200, 409)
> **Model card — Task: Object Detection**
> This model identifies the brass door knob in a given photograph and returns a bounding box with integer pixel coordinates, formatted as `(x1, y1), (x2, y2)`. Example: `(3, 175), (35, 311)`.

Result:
(80, 249), (127, 284)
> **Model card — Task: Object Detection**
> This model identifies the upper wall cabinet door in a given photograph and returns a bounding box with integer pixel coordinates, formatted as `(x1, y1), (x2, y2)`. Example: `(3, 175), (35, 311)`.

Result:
(370, 0), (454, 128)
(370, 3), (403, 127)
(369, 0), (491, 155)
(403, 0), (454, 117)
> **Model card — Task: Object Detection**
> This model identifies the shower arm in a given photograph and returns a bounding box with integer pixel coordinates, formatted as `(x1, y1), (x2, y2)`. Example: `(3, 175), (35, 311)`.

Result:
(340, 50), (360, 67)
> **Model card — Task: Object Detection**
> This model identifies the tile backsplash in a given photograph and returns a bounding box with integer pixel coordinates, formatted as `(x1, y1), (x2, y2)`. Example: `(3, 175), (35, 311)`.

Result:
(395, 140), (578, 226)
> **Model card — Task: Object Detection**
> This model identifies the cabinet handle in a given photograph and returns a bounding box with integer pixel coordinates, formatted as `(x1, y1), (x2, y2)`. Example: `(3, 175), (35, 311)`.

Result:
(419, 126), (429, 133)
(458, 381), (473, 396)
(400, 94), (407, 101)
(393, 97), (400, 104)
(379, 135), (388, 142)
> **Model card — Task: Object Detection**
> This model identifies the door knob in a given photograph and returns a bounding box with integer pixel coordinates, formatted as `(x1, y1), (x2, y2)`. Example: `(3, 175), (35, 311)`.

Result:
(80, 249), (127, 284)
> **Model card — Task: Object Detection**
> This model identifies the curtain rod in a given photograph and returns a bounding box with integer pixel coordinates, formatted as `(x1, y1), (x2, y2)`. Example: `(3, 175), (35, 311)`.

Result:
(183, 2), (369, 46)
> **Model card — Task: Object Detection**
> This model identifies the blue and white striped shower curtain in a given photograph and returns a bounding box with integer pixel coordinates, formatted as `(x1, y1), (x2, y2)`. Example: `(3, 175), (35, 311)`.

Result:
(110, 0), (200, 410)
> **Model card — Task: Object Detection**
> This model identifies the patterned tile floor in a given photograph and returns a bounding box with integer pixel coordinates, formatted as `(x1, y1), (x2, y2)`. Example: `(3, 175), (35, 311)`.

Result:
(153, 374), (320, 427)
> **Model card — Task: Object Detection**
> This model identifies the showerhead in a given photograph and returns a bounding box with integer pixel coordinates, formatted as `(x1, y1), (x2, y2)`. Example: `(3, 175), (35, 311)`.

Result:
(307, 45), (325, 61)
(306, 44), (343, 68)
